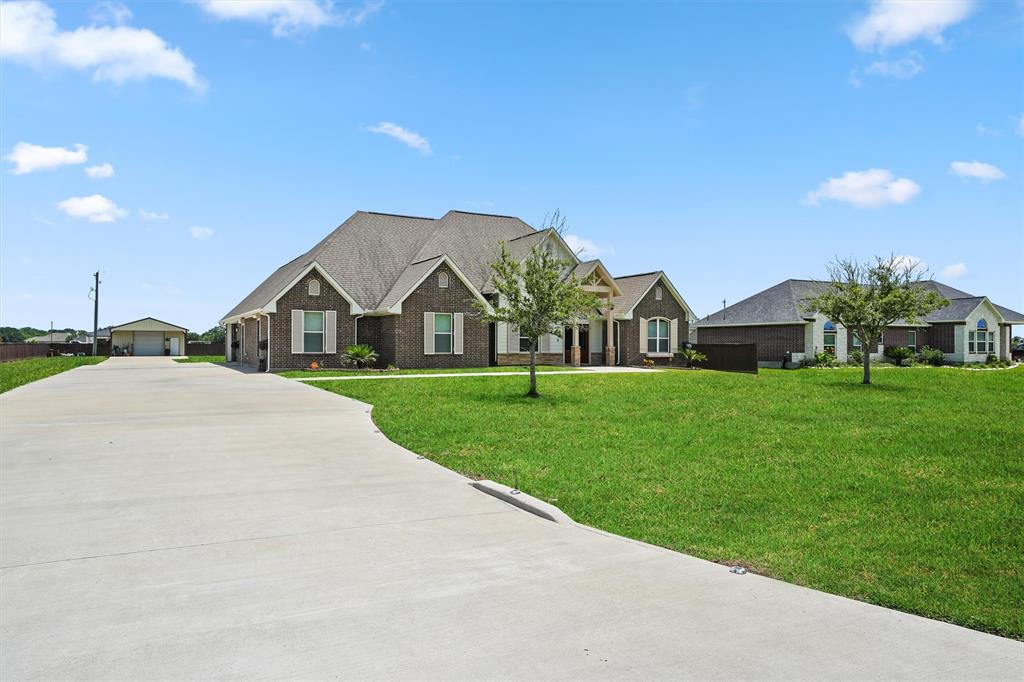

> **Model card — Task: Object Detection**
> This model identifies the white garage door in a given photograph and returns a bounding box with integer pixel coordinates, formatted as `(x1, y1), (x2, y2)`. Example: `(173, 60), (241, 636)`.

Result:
(133, 331), (165, 356)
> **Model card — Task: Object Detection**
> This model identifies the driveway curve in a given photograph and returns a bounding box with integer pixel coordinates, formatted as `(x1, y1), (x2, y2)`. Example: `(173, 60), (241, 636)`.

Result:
(1, 358), (1020, 680)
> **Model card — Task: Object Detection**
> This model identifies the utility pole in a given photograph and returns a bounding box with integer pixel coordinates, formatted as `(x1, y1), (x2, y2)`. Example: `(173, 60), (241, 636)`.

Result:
(90, 272), (100, 356)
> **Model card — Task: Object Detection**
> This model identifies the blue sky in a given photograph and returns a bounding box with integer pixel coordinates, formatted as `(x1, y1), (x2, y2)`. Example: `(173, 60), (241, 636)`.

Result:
(1, 0), (1022, 333)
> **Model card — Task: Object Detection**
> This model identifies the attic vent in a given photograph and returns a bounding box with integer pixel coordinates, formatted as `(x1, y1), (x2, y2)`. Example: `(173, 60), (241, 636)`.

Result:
(438, 271), (449, 288)
(655, 286), (663, 301)
(309, 279), (321, 296)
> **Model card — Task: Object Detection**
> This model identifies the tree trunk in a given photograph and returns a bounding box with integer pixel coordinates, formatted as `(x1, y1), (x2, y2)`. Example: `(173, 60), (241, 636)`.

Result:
(527, 341), (539, 398)
(862, 336), (872, 385)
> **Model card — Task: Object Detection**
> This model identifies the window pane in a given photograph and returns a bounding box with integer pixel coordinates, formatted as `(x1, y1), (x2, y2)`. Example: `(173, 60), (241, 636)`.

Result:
(303, 312), (323, 332)
(519, 336), (531, 352)
(659, 338), (669, 353)
(435, 333), (452, 354)
(304, 332), (323, 353)
(647, 338), (657, 353)
(647, 320), (657, 337)
(434, 314), (451, 333)
(824, 333), (836, 346)
(852, 335), (860, 347)
(658, 319), (669, 337)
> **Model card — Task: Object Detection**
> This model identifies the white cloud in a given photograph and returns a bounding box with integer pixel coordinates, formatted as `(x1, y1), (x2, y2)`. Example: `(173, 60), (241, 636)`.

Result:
(56, 194), (127, 222)
(847, 0), (975, 52)
(563, 234), (613, 259)
(940, 262), (968, 279)
(189, 225), (214, 239)
(4, 141), (87, 174)
(139, 209), (169, 221)
(950, 160), (1006, 181)
(85, 162), (114, 178)
(864, 55), (923, 79)
(975, 123), (1000, 137)
(892, 254), (926, 274)
(366, 121), (432, 155)
(804, 168), (921, 208)
(192, 0), (382, 37)
(0, 0), (204, 91)
(88, 1), (131, 25)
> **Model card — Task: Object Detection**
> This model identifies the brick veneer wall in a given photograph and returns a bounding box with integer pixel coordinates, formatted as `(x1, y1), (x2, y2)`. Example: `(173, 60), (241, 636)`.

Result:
(697, 324), (805, 362)
(268, 271), (354, 370)
(389, 264), (489, 369)
(618, 277), (689, 366)
(239, 317), (261, 367)
(926, 323), (958, 353)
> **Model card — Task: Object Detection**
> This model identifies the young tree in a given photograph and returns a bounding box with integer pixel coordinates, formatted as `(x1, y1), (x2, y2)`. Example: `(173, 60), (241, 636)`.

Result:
(479, 242), (599, 398)
(803, 255), (946, 385)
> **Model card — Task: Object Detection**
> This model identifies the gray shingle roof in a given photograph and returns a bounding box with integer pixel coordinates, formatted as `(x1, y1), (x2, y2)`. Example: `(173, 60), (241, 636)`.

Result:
(696, 279), (1024, 326)
(376, 256), (445, 311)
(222, 210), (536, 320)
(611, 272), (662, 313)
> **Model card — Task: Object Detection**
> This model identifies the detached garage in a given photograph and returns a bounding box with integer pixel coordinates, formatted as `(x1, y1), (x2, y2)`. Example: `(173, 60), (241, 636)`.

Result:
(111, 317), (188, 356)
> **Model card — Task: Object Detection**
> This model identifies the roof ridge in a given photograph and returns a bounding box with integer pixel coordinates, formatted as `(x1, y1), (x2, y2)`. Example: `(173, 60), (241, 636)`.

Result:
(406, 254), (446, 266)
(363, 210), (436, 220)
(614, 271), (660, 280)
(507, 228), (548, 242)
(446, 209), (522, 220)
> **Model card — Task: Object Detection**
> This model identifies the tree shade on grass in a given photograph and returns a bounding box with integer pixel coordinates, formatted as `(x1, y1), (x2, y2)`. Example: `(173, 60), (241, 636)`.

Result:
(312, 366), (1024, 639)
(0, 356), (106, 393)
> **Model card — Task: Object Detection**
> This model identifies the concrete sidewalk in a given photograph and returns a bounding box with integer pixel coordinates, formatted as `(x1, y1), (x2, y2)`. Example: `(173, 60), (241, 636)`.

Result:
(1, 357), (1020, 680)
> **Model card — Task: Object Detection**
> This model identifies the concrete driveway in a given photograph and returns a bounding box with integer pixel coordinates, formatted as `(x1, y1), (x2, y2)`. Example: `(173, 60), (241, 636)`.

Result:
(1, 358), (1020, 680)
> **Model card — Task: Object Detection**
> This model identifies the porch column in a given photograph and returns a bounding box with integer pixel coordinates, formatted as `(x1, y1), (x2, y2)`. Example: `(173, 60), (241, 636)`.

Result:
(225, 324), (233, 362)
(604, 296), (615, 366)
(570, 324), (581, 366)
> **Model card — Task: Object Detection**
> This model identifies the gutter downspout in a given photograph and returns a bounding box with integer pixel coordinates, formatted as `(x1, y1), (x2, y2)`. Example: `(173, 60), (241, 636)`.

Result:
(354, 313), (364, 346)
(264, 312), (272, 372)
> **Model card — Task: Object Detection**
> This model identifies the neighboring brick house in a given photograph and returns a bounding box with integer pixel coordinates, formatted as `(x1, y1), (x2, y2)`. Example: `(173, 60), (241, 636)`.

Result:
(695, 279), (1023, 367)
(221, 210), (694, 371)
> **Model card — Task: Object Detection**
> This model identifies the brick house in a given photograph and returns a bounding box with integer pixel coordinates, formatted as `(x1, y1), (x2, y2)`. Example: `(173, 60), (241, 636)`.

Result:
(220, 210), (695, 371)
(696, 279), (1023, 367)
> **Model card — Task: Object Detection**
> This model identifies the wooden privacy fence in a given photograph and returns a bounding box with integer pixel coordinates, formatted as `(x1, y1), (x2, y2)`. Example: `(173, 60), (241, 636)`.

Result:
(1, 341), (112, 362)
(186, 342), (225, 356)
(691, 343), (758, 374)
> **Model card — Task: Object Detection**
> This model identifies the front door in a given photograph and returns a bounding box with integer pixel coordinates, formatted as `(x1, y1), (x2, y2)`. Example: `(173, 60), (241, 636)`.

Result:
(170, 336), (180, 356)
(579, 326), (589, 364)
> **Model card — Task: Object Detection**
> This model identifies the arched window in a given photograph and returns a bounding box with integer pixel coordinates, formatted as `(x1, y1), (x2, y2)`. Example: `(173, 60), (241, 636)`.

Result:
(308, 279), (321, 296)
(647, 318), (670, 353)
(438, 271), (449, 288)
(823, 321), (837, 355)
(971, 319), (992, 353)
(655, 286), (663, 301)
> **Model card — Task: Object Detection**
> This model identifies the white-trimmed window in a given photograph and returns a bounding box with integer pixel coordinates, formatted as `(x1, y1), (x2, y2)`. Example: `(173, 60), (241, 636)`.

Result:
(519, 334), (532, 352)
(907, 330), (917, 350)
(655, 286), (663, 301)
(303, 311), (324, 352)
(438, 271), (449, 288)
(647, 318), (670, 353)
(852, 333), (861, 349)
(434, 313), (452, 353)
(308, 279), (320, 296)
(970, 319), (992, 353)
(823, 321), (837, 355)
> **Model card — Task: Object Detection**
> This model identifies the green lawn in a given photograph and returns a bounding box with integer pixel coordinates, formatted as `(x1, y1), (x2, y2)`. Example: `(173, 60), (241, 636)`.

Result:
(280, 365), (574, 378)
(0, 356), (107, 393)
(313, 366), (1024, 639)
(174, 355), (225, 363)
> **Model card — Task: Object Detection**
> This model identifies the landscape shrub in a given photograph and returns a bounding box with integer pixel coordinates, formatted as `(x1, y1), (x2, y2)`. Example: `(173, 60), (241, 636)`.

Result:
(675, 348), (707, 368)
(918, 346), (944, 366)
(884, 346), (914, 367)
(813, 351), (835, 367)
(849, 349), (863, 365)
(343, 344), (379, 369)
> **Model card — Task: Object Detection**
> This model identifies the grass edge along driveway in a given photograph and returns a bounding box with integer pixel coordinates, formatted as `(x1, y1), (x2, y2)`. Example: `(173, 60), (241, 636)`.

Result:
(313, 366), (1024, 640)
(0, 356), (106, 393)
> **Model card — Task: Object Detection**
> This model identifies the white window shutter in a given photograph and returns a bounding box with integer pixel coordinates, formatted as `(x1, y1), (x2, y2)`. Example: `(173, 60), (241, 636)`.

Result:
(423, 312), (434, 355)
(291, 310), (303, 353)
(508, 323), (518, 352)
(325, 310), (337, 354)
(670, 318), (678, 352)
(639, 317), (647, 353)
(453, 313), (464, 355)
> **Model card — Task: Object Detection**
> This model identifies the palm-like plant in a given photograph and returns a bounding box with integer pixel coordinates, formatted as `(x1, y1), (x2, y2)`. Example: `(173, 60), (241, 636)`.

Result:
(676, 348), (707, 368)
(342, 344), (379, 370)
